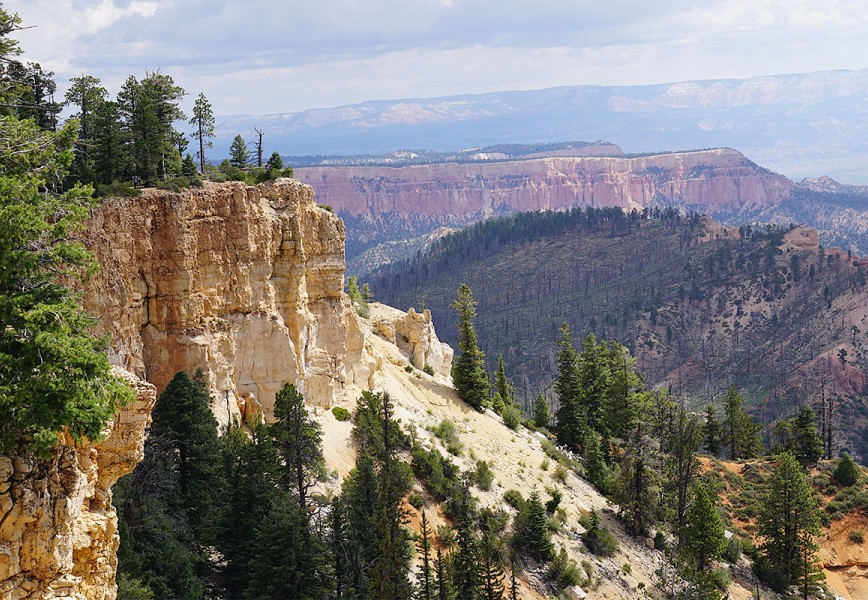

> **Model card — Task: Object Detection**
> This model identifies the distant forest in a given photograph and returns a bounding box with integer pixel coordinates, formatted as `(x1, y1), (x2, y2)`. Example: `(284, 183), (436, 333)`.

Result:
(371, 206), (868, 457)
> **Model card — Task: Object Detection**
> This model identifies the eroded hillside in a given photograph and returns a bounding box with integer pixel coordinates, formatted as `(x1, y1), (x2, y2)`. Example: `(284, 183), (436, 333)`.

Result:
(373, 210), (868, 459)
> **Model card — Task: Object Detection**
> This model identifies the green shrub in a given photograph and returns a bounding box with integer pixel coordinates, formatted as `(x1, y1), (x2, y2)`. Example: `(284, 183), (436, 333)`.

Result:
(331, 406), (351, 421)
(94, 181), (139, 197)
(723, 536), (742, 563)
(116, 573), (155, 600)
(540, 458), (550, 471)
(317, 202), (332, 212)
(432, 419), (463, 455)
(621, 563), (631, 575)
(581, 510), (618, 557)
(553, 464), (568, 484)
(548, 547), (582, 589)
(709, 567), (731, 591)
(545, 489), (562, 514)
(404, 364), (414, 373)
(653, 531), (667, 552)
(849, 529), (864, 544)
(502, 404), (521, 430)
(411, 446), (460, 503)
(474, 460), (494, 491)
(408, 492), (425, 509)
(503, 489), (525, 511)
(423, 364), (435, 376)
(834, 453), (860, 486)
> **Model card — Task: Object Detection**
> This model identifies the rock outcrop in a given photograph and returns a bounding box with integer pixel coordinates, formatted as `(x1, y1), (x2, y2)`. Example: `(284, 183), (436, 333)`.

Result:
(296, 149), (793, 254)
(84, 179), (373, 426)
(0, 369), (156, 600)
(369, 302), (453, 378)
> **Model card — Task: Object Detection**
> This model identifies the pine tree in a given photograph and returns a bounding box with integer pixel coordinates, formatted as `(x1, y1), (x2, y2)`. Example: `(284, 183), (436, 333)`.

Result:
(833, 453), (860, 486)
(582, 429), (609, 493)
(228, 134), (249, 168)
(758, 452), (822, 594)
(793, 405), (823, 465)
(189, 93), (214, 174)
(682, 481), (725, 572)
(533, 393), (550, 428)
(721, 385), (762, 459)
(271, 382), (325, 512)
(416, 511), (434, 600)
(435, 548), (456, 600)
(150, 371), (222, 535)
(494, 354), (512, 406)
(266, 150), (284, 172)
(666, 404), (702, 551)
(703, 404), (721, 456)
(451, 479), (479, 598)
(245, 493), (332, 599)
(577, 333), (610, 435)
(601, 341), (642, 440)
(477, 530), (505, 600)
(522, 490), (554, 562)
(451, 284), (489, 410)
(64, 74), (108, 181)
(614, 395), (659, 536)
(555, 323), (584, 452)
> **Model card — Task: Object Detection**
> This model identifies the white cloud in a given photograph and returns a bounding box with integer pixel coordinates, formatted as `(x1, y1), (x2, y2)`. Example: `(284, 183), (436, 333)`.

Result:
(3, 0), (868, 115)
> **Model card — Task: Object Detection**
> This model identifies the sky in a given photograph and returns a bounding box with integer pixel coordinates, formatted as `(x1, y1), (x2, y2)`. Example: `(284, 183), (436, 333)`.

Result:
(7, 0), (868, 117)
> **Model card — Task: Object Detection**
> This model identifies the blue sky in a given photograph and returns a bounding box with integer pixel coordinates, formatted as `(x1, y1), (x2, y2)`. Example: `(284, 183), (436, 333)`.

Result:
(8, 0), (868, 116)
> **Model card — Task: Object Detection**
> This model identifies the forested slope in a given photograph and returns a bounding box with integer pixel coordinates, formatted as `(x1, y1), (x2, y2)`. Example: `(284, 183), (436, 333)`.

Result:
(372, 208), (868, 458)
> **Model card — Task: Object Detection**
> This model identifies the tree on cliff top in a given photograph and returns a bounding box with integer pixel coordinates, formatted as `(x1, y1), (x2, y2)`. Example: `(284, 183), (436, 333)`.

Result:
(189, 93), (214, 174)
(0, 5), (134, 454)
(451, 283), (489, 410)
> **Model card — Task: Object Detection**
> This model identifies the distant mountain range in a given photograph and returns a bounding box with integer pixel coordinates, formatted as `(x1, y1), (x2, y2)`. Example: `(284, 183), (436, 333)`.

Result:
(215, 69), (868, 182)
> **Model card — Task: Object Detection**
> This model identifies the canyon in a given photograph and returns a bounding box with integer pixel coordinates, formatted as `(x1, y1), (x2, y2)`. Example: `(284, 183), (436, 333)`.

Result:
(295, 148), (868, 269)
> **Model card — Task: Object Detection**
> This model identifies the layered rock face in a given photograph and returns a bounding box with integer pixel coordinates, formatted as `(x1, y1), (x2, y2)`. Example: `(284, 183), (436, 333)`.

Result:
(296, 149), (793, 254)
(84, 179), (373, 426)
(0, 369), (156, 600)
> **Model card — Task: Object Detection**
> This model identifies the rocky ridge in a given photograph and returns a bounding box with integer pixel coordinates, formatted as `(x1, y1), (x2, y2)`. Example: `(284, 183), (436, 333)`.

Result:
(296, 148), (794, 258)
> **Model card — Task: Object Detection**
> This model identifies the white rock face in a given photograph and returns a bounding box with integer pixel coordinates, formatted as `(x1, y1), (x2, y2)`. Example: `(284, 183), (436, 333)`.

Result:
(368, 302), (453, 378)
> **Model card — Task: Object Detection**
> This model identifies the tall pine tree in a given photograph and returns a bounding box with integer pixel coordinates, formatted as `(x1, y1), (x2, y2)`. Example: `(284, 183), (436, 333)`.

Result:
(451, 284), (489, 410)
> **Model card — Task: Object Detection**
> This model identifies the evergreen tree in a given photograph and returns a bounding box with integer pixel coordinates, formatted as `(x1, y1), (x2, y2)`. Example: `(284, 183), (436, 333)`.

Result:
(682, 481), (725, 572)
(435, 548), (456, 600)
(451, 479), (479, 598)
(577, 333), (610, 435)
(793, 405), (823, 465)
(451, 284), (489, 410)
(554, 323), (584, 452)
(494, 354), (512, 406)
(342, 391), (414, 599)
(266, 150), (283, 172)
(477, 530), (505, 600)
(601, 341), (642, 440)
(245, 493), (332, 599)
(666, 404), (702, 551)
(150, 371), (222, 535)
(189, 93), (214, 174)
(833, 453), (860, 486)
(271, 381), (325, 512)
(521, 490), (554, 562)
(758, 452), (822, 594)
(491, 392), (506, 415)
(91, 99), (124, 184)
(582, 429), (609, 493)
(703, 404), (721, 456)
(721, 385), (762, 459)
(416, 511), (434, 600)
(228, 134), (249, 168)
(533, 392), (550, 428)
(613, 395), (659, 536)
(64, 74), (108, 181)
